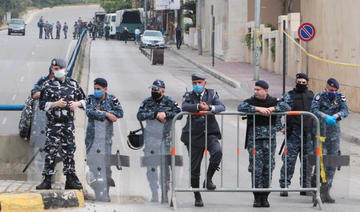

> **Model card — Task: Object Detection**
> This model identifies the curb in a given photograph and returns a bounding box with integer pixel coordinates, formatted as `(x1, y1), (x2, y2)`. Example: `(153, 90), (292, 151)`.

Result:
(168, 47), (240, 88)
(0, 190), (84, 212)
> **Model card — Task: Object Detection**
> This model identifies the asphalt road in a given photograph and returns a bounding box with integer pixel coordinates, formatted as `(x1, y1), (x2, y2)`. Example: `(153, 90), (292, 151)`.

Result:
(60, 38), (360, 212)
(0, 5), (101, 134)
(1, 5), (359, 212)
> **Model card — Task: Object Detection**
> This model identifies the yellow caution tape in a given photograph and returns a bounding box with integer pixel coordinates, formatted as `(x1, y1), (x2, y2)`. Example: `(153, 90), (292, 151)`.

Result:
(255, 30), (262, 48)
(282, 30), (360, 68)
(319, 141), (327, 183)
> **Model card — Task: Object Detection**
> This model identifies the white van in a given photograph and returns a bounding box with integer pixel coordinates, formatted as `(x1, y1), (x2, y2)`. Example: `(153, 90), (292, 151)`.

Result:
(105, 13), (116, 38)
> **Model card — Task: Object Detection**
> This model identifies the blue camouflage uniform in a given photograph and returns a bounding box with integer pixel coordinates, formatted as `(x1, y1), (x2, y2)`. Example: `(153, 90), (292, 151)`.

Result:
(137, 95), (181, 202)
(85, 93), (123, 194)
(310, 91), (348, 187)
(279, 88), (314, 188)
(238, 95), (290, 188)
(31, 76), (49, 96)
(39, 77), (86, 176)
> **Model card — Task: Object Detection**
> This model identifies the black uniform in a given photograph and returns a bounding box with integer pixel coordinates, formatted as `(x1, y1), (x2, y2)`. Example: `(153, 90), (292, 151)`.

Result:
(181, 88), (225, 189)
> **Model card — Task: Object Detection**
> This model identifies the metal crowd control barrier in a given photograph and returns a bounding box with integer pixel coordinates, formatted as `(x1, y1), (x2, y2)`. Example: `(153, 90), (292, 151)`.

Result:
(170, 111), (323, 210)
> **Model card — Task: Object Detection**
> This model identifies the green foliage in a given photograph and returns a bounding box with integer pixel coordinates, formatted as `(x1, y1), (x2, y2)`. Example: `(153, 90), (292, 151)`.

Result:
(101, 0), (132, 13)
(184, 23), (193, 33)
(245, 33), (252, 50)
(271, 41), (276, 62)
(182, 0), (196, 27)
(265, 23), (276, 31)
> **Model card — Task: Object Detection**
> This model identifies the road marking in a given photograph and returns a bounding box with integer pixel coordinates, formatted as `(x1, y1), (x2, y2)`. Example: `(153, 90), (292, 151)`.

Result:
(2, 117), (7, 125)
(65, 40), (76, 62)
(20, 76), (24, 82)
(12, 94), (16, 101)
(31, 51), (35, 56)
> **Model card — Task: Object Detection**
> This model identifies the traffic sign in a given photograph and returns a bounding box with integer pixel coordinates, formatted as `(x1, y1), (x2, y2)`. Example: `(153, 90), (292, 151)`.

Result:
(298, 23), (316, 42)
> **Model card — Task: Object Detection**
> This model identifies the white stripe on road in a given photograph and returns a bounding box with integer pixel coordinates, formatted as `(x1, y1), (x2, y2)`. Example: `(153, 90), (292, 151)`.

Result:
(31, 51), (35, 56)
(20, 76), (24, 82)
(65, 40), (76, 62)
(2, 117), (7, 125)
(11, 94), (16, 102)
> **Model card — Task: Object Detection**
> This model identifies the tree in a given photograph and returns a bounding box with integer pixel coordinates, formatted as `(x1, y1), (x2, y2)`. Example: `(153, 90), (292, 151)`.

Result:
(101, 0), (132, 13)
(182, 0), (196, 26)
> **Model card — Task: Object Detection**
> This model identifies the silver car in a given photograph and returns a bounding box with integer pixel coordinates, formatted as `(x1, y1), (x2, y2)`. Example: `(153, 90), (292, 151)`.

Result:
(8, 19), (26, 36)
(140, 30), (165, 49)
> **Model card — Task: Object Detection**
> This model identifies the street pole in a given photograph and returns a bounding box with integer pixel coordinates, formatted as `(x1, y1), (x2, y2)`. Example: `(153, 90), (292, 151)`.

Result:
(283, 20), (287, 95)
(306, 42), (309, 76)
(253, 0), (261, 81)
(197, 0), (203, 55)
(144, 0), (148, 30)
(211, 5), (215, 67)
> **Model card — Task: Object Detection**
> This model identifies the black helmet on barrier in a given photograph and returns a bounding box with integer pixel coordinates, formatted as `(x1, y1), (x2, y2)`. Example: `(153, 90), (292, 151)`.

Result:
(127, 128), (144, 150)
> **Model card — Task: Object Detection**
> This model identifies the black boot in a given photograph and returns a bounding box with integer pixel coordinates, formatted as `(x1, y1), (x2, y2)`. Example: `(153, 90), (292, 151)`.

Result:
(65, 173), (83, 190)
(194, 192), (204, 207)
(261, 192), (270, 207)
(36, 175), (52, 190)
(321, 183), (335, 203)
(203, 163), (218, 190)
(253, 192), (262, 207)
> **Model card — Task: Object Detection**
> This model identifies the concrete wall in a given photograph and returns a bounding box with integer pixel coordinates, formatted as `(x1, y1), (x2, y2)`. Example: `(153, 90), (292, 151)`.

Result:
(184, 0), (248, 62)
(248, 0), (300, 28)
(301, 0), (360, 112)
(0, 135), (32, 180)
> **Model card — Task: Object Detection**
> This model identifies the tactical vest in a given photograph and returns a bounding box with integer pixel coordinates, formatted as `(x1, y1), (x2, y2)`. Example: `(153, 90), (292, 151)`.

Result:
(287, 89), (314, 131)
(245, 95), (278, 126)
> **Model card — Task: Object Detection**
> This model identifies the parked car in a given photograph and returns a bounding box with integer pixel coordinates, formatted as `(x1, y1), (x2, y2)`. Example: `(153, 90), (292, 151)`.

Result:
(140, 30), (165, 48)
(8, 19), (26, 36)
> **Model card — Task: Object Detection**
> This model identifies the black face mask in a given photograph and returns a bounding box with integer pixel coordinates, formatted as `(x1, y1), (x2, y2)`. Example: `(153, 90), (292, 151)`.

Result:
(151, 91), (162, 100)
(295, 83), (307, 92)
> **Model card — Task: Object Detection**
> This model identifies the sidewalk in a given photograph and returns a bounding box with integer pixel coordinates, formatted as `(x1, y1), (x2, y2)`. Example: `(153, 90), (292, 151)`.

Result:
(0, 181), (84, 211)
(168, 44), (360, 145)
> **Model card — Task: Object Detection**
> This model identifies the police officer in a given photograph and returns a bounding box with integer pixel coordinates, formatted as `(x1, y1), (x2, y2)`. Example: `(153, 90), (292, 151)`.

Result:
(85, 78), (123, 201)
(238, 80), (290, 208)
(31, 65), (55, 100)
(38, 17), (44, 39)
(63, 22), (68, 39)
(181, 73), (225, 207)
(279, 73), (314, 196)
(137, 80), (181, 203)
(49, 23), (54, 39)
(36, 58), (86, 190)
(56, 21), (61, 39)
(73, 21), (79, 39)
(44, 21), (49, 39)
(310, 78), (349, 203)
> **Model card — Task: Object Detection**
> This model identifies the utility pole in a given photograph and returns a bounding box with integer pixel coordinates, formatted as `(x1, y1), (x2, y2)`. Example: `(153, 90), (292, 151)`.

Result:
(253, 0), (261, 81)
(196, 0), (202, 55)
(144, 0), (148, 30)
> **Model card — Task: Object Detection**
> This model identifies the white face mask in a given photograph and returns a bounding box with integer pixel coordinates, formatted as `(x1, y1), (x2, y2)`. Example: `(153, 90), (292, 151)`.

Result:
(54, 69), (66, 79)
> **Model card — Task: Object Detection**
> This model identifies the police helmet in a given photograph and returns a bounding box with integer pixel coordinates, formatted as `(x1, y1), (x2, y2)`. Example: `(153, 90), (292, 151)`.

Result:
(127, 130), (144, 150)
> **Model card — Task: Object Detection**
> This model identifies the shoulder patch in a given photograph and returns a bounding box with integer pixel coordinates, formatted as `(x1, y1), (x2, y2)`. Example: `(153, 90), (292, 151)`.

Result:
(113, 97), (119, 105)
(315, 94), (320, 101)
(341, 94), (346, 102)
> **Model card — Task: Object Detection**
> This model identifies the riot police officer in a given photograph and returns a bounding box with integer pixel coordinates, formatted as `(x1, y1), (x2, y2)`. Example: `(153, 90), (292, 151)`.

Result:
(238, 80), (290, 208)
(85, 78), (123, 201)
(56, 21), (61, 39)
(36, 58), (86, 190)
(181, 73), (225, 207)
(137, 80), (181, 203)
(279, 73), (314, 196)
(310, 78), (349, 203)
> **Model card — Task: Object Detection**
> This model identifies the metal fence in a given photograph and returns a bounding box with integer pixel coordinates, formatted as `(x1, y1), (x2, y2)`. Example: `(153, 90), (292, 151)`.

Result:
(170, 111), (323, 210)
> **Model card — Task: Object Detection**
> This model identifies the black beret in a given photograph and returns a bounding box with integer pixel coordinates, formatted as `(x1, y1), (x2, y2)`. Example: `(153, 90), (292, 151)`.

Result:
(255, 80), (269, 89)
(94, 78), (108, 88)
(150, 79), (165, 90)
(51, 58), (66, 68)
(192, 72), (206, 81)
(296, 73), (309, 81)
(327, 78), (339, 89)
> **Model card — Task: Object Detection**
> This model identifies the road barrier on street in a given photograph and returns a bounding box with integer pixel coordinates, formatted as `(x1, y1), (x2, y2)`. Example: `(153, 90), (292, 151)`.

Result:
(170, 111), (324, 210)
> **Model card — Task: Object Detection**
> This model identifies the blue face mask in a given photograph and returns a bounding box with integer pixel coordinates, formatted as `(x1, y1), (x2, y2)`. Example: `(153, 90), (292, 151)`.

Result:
(192, 85), (203, 93)
(94, 90), (103, 99)
(327, 92), (338, 99)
